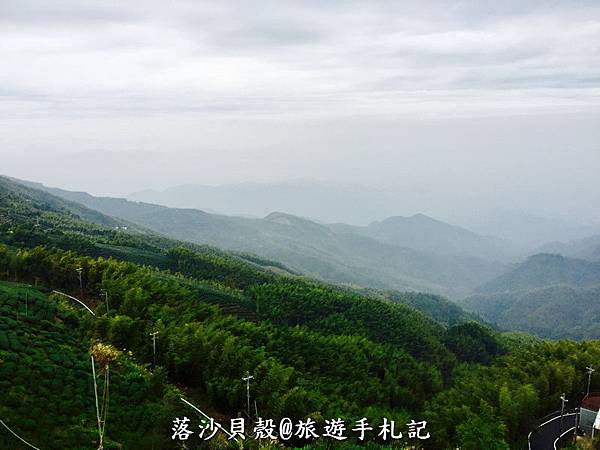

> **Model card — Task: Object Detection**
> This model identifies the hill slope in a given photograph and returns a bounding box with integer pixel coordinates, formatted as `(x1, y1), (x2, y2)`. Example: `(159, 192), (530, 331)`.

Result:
(0, 282), (180, 449)
(476, 253), (600, 294)
(1, 175), (479, 327)
(461, 253), (600, 339)
(4, 174), (600, 450)
(333, 213), (517, 261)
(536, 234), (600, 262)
(0, 174), (505, 448)
(462, 286), (600, 339)
(16, 178), (505, 297)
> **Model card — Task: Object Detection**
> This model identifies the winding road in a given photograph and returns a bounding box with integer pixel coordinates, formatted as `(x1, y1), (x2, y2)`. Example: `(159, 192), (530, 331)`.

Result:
(528, 411), (577, 450)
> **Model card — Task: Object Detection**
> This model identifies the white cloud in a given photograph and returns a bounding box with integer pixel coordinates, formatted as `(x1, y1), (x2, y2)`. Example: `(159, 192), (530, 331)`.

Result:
(1, 0), (599, 223)
(1, 0), (600, 118)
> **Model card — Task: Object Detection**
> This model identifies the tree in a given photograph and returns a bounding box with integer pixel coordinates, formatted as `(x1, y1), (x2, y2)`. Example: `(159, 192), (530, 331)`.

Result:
(457, 415), (509, 450)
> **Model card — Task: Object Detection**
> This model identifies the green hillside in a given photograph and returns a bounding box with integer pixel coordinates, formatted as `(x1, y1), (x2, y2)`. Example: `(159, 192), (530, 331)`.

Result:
(476, 253), (600, 294)
(0, 175), (294, 275)
(462, 286), (600, 339)
(17, 178), (505, 298)
(462, 254), (600, 339)
(0, 175), (484, 448)
(0, 282), (180, 449)
(0, 175), (473, 326)
(2, 175), (600, 449)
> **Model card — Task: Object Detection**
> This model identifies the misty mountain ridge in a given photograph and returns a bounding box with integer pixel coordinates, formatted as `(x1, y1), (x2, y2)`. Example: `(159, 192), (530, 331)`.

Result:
(128, 180), (600, 248)
(462, 285), (600, 340)
(0, 174), (483, 328)
(475, 253), (600, 294)
(461, 254), (600, 339)
(15, 177), (600, 305)
(10, 176), (600, 340)
(536, 234), (600, 262)
(14, 178), (507, 298)
(334, 213), (518, 261)
(466, 209), (600, 247)
(128, 179), (397, 226)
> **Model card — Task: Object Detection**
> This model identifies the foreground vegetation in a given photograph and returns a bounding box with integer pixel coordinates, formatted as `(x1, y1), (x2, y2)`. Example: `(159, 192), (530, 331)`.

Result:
(1, 176), (599, 449)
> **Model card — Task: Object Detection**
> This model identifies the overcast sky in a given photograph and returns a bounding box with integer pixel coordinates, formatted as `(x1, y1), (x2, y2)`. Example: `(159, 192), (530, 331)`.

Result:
(1, 0), (599, 223)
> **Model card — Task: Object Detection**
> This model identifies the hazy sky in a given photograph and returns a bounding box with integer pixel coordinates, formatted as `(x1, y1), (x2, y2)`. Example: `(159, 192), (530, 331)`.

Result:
(1, 0), (599, 222)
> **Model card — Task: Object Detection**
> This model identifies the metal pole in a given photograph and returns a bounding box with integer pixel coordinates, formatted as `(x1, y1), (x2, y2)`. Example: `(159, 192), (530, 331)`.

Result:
(560, 393), (568, 434)
(76, 267), (83, 296)
(573, 406), (580, 442)
(242, 372), (254, 419)
(91, 356), (102, 447)
(149, 331), (159, 367)
(100, 289), (109, 314)
(587, 366), (595, 396)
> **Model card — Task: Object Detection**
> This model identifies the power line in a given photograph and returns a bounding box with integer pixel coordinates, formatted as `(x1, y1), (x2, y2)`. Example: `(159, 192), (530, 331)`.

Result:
(52, 290), (95, 316)
(0, 418), (41, 450)
(180, 397), (234, 439)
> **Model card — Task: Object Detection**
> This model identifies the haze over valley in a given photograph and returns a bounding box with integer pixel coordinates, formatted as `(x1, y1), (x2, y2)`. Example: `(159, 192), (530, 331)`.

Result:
(14, 177), (600, 319)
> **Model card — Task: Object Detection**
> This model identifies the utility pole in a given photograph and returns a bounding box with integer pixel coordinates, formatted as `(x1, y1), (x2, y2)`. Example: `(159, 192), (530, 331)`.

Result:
(100, 289), (109, 314)
(587, 366), (595, 396)
(573, 406), (580, 442)
(242, 371), (254, 420)
(560, 393), (568, 434)
(76, 267), (83, 297)
(149, 331), (159, 367)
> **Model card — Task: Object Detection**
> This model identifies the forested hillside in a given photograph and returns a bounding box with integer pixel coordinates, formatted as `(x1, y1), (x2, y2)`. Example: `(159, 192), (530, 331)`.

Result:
(0, 282), (180, 449)
(476, 253), (600, 294)
(462, 286), (600, 339)
(17, 178), (505, 298)
(462, 253), (600, 339)
(2, 176), (600, 449)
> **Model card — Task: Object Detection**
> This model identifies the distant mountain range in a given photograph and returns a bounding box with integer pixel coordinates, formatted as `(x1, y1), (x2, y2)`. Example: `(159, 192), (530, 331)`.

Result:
(332, 213), (517, 261)
(475, 253), (600, 294)
(0, 174), (481, 328)
(461, 254), (600, 338)
(129, 181), (600, 248)
(128, 180), (397, 225)
(536, 235), (600, 262)
(8, 176), (600, 340)
(16, 178), (509, 298)
(466, 210), (600, 248)
(462, 286), (600, 340)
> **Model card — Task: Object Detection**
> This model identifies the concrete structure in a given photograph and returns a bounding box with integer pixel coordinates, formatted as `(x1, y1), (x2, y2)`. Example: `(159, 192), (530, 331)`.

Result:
(579, 393), (600, 436)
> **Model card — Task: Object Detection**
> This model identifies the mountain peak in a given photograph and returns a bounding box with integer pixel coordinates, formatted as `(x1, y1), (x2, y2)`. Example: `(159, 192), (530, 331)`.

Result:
(264, 211), (296, 224)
